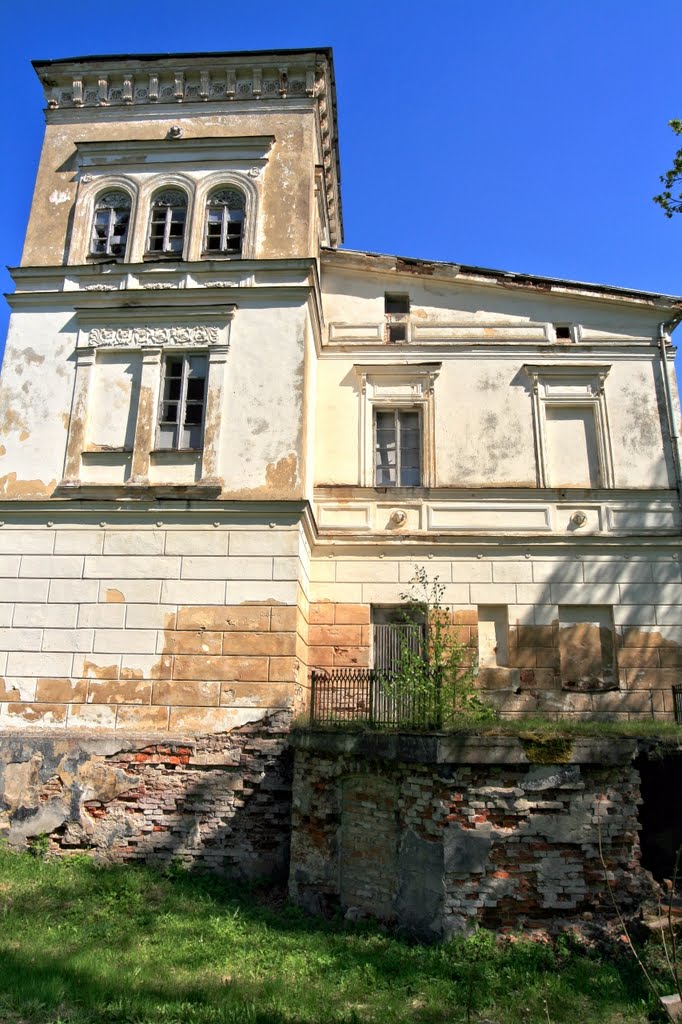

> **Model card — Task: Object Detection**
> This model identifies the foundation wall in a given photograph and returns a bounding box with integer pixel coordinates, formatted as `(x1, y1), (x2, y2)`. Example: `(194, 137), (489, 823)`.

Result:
(289, 731), (657, 940)
(0, 718), (293, 878)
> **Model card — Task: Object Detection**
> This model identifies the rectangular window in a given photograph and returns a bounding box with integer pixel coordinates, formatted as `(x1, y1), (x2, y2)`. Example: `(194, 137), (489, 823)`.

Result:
(374, 409), (421, 486)
(384, 293), (410, 315)
(157, 354), (207, 450)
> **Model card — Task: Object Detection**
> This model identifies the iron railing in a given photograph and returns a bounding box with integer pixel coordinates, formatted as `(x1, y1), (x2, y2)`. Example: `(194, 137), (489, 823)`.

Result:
(310, 667), (444, 730)
(674, 685), (682, 725)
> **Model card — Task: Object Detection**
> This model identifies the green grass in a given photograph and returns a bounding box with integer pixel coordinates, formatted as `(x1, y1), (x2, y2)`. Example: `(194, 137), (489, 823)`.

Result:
(295, 713), (682, 742)
(0, 847), (676, 1024)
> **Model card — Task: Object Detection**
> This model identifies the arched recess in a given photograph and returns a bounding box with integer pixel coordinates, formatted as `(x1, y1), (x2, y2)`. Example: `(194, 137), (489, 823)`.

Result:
(68, 175), (138, 266)
(134, 173), (196, 263)
(192, 171), (259, 261)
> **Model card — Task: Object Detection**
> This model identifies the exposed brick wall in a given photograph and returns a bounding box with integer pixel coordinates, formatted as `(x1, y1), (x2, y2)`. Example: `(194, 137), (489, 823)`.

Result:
(0, 715), (293, 878)
(289, 732), (657, 939)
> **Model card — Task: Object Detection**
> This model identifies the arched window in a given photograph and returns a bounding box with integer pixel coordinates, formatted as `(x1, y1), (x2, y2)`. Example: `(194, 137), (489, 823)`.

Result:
(203, 188), (245, 255)
(90, 191), (131, 257)
(147, 189), (187, 255)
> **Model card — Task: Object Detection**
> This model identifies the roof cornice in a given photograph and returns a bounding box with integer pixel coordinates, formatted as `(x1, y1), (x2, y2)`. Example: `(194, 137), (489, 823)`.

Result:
(322, 248), (682, 312)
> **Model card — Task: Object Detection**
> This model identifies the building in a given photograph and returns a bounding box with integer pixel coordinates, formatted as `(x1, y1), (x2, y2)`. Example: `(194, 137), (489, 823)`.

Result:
(0, 47), (680, 868)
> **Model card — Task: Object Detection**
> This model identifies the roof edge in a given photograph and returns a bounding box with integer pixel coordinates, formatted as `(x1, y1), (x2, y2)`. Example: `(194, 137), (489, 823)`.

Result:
(322, 247), (682, 309)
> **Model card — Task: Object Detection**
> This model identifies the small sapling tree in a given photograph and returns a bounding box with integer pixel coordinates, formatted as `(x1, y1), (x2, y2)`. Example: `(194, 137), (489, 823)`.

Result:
(382, 566), (497, 729)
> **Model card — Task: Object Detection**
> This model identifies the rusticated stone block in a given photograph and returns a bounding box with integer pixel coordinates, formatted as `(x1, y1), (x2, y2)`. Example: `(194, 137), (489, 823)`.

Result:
(152, 680), (221, 707)
(116, 706), (170, 730)
(3, 702), (67, 725)
(162, 631), (222, 655)
(269, 657), (298, 681)
(308, 624), (364, 647)
(175, 606), (272, 632)
(221, 631), (296, 656)
(334, 604), (370, 625)
(87, 680), (152, 705)
(270, 606), (299, 631)
(173, 655), (269, 682)
(35, 677), (88, 703)
(309, 603), (335, 625)
(516, 625), (556, 649)
(477, 667), (516, 690)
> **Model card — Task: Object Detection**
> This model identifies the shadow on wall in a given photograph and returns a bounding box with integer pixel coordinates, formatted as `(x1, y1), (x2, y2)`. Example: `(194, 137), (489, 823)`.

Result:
(0, 712), (293, 880)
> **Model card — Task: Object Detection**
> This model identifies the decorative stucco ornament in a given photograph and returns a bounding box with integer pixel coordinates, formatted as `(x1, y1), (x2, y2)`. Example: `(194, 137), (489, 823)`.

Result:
(571, 510), (588, 528)
(389, 509), (407, 527)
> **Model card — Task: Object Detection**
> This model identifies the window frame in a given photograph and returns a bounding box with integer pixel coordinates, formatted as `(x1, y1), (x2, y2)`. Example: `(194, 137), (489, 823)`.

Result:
(373, 407), (422, 487)
(146, 189), (188, 258)
(89, 190), (132, 259)
(202, 187), (246, 256)
(156, 352), (208, 452)
(353, 364), (440, 489)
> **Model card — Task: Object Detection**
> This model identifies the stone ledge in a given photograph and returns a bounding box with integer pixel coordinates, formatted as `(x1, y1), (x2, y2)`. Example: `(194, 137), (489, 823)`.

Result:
(290, 728), (641, 765)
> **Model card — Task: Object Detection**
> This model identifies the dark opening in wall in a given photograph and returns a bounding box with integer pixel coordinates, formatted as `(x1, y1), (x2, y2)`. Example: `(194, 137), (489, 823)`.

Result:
(636, 751), (682, 888)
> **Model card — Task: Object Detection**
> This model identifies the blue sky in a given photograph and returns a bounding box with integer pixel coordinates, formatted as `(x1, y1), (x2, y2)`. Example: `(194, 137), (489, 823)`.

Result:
(1, 0), (681, 370)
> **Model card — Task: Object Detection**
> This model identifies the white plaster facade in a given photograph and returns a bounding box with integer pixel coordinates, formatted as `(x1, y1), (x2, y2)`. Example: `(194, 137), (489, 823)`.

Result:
(0, 46), (681, 734)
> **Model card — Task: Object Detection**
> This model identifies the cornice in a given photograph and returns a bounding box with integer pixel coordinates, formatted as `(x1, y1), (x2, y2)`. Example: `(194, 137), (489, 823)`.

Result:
(322, 249), (682, 313)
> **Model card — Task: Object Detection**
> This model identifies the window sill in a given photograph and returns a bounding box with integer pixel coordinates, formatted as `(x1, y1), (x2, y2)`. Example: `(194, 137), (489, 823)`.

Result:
(151, 448), (203, 456)
(86, 254), (124, 263)
(200, 251), (242, 260)
(142, 253), (184, 262)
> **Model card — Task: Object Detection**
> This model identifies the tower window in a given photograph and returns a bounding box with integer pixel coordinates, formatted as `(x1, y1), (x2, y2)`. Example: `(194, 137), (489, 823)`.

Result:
(90, 191), (131, 258)
(147, 189), (187, 256)
(203, 188), (245, 255)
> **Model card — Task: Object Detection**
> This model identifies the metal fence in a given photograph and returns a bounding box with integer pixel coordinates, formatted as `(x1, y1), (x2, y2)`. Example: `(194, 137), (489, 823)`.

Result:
(309, 667), (444, 730)
(674, 685), (682, 725)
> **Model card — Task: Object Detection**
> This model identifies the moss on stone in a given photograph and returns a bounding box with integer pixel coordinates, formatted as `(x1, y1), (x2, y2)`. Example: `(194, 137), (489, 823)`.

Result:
(520, 733), (574, 764)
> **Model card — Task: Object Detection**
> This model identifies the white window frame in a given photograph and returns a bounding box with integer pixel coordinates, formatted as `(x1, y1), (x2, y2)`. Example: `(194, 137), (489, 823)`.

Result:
(525, 364), (614, 488)
(353, 363), (440, 488)
(146, 190), (188, 257)
(157, 352), (208, 451)
(374, 407), (422, 487)
(90, 191), (131, 258)
(203, 188), (245, 255)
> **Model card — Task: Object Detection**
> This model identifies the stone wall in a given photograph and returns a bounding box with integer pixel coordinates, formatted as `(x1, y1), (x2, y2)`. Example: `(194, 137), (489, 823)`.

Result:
(0, 519), (308, 732)
(289, 731), (660, 940)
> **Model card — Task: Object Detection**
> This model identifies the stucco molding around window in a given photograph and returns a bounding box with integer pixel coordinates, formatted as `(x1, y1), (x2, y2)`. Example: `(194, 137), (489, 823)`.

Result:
(352, 362), (441, 488)
(524, 363), (614, 489)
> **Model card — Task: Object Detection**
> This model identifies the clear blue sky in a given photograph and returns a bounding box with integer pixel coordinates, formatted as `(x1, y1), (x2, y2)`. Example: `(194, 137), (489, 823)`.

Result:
(1, 0), (681, 370)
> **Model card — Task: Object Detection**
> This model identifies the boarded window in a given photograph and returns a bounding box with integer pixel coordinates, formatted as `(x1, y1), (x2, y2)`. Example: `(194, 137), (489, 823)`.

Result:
(558, 606), (616, 691)
(545, 406), (600, 487)
(477, 606), (508, 668)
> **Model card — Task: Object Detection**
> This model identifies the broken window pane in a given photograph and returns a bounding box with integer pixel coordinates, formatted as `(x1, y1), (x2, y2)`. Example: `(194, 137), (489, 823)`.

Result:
(90, 191), (131, 257)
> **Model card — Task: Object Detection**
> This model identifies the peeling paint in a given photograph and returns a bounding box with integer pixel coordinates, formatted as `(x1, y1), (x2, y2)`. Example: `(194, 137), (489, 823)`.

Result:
(0, 473), (56, 498)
